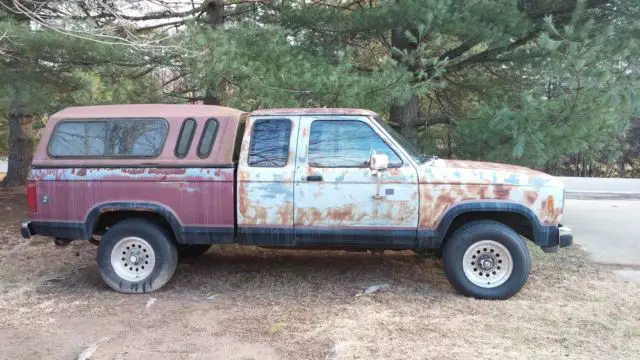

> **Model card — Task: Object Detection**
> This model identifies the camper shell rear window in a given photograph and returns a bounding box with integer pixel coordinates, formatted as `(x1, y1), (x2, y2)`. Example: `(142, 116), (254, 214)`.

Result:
(48, 118), (168, 158)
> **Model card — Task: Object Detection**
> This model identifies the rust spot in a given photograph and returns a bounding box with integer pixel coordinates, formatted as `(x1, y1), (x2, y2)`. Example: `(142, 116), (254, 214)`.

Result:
(326, 204), (355, 223)
(278, 201), (293, 225)
(296, 208), (307, 224)
(148, 168), (186, 175)
(215, 168), (222, 177)
(493, 185), (510, 199)
(238, 183), (248, 216)
(467, 184), (488, 199)
(76, 168), (87, 177)
(302, 127), (308, 137)
(254, 205), (268, 223)
(237, 170), (249, 216)
(310, 208), (323, 225)
(418, 186), (435, 228)
(524, 191), (538, 206)
(123, 168), (145, 175)
(296, 207), (324, 226)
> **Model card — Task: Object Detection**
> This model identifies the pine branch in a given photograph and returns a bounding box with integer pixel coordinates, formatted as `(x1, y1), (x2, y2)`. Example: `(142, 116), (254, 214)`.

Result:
(71, 5), (204, 21)
(438, 40), (477, 62)
(136, 19), (186, 32)
(447, 31), (539, 72)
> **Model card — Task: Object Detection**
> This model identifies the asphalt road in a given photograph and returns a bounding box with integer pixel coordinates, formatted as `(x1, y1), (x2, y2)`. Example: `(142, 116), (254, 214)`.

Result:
(560, 176), (640, 199)
(562, 199), (640, 283)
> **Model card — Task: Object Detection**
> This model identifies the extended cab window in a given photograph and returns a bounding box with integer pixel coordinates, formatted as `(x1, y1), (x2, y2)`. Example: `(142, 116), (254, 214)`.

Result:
(175, 118), (197, 158)
(197, 118), (219, 158)
(248, 119), (291, 167)
(48, 118), (167, 157)
(308, 120), (402, 168)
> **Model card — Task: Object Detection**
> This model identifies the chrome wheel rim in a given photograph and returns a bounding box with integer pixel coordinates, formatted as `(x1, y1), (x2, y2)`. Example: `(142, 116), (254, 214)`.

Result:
(462, 240), (513, 288)
(110, 237), (155, 282)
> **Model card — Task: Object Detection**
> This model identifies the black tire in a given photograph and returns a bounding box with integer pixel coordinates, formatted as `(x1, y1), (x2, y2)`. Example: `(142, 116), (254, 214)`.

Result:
(177, 244), (212, 260)
(97, 218), (178, 294)
(442, 220), (531, 300)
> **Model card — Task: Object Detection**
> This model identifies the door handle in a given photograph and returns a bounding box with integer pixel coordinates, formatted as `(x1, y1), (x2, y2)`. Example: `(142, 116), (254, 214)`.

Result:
(306, 175), (323, 182)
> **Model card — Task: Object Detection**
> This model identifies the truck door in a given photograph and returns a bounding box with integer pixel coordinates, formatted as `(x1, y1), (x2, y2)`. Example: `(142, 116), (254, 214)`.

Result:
(237, 115), (300, 245)
(293, 116), (419, 248)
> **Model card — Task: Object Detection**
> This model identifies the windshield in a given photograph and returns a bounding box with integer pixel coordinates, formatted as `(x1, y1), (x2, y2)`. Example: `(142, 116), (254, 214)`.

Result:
(372, 116), (434, 163)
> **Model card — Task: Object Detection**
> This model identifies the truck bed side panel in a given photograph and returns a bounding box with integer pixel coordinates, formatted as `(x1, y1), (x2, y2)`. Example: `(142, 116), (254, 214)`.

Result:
(28, 167), (235, 242)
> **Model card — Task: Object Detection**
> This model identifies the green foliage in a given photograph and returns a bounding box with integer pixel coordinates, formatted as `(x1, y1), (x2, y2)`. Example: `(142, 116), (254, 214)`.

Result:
(0, 0), (639, 175)
(452, 2), (640, 170)
(184, 22), (419, 111)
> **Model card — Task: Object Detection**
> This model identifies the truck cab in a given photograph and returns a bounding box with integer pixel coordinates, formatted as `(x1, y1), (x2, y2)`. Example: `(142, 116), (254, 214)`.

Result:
(21, 104), (572, 299)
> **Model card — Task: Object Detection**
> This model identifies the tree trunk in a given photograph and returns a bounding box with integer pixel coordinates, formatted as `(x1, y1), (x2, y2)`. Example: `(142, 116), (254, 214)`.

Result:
(203, 0), (224, 105)
(2, 113), (34, 187)
(390, 95), (420, 145)
(618, 155), (625, 178)
(389, 26), (421, 146)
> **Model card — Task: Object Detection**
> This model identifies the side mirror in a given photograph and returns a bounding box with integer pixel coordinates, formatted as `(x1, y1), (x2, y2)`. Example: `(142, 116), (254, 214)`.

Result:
(369, 152), (389, 172)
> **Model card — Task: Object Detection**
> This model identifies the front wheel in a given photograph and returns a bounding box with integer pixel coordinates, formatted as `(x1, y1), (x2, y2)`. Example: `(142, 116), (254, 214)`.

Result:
(97, 219), (178, 294)
(442, 220), (531, 300)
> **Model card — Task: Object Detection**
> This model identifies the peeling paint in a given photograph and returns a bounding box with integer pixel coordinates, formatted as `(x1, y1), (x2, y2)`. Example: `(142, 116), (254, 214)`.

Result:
(236, 116), (298, 226)
(29, 167), (235, 227)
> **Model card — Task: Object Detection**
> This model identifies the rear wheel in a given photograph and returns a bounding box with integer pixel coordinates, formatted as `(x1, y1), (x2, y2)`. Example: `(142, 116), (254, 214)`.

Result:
(442, 220), (530, 300)
(97, 219), (178, 294)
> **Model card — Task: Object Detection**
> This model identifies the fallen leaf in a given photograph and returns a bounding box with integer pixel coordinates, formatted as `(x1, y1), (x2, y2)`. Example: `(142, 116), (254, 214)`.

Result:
(146, 298), (157, 308)
(357, 283), (391, 297)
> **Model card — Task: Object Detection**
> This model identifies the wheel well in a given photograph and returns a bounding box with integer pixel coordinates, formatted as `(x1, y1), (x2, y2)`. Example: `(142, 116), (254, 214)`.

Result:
(92, 211), (174, 237)
(442, 211), (533, 246)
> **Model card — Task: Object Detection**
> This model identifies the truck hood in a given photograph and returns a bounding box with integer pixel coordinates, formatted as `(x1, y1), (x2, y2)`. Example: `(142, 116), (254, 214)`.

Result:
(418, 159), (564, 188)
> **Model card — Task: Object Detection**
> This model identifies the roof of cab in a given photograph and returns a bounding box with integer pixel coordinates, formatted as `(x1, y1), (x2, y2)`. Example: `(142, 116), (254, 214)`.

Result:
(249, 108), (377, 116)
(49, 104), (246, 120)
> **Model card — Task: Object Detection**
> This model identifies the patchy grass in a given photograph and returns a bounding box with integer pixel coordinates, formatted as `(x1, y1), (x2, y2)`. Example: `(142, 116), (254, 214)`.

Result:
(0, 191), (639, 359)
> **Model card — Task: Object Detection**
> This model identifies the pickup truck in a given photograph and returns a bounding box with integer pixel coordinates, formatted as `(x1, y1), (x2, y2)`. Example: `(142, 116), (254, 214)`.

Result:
(20, 104), (573, 299)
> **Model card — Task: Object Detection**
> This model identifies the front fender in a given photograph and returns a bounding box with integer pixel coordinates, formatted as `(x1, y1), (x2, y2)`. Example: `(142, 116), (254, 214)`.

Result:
(417, 201), (559, 249)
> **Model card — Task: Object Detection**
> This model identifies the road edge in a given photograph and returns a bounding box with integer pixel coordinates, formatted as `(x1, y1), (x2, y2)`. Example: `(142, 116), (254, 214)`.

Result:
(565, 191), (640, 200)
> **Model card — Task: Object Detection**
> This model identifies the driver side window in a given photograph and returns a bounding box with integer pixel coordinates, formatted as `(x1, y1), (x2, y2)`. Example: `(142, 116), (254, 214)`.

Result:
(308, 120), (402, 168)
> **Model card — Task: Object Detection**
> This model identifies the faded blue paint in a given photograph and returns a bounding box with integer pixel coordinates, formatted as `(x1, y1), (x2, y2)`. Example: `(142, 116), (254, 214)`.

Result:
(530, 176), (546, 188)
(505, 174), (520, 185)
(262, 182), (292, 197)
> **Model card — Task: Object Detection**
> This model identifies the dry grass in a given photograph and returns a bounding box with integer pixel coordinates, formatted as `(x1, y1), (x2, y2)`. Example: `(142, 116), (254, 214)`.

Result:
(0, 190), (639, 359)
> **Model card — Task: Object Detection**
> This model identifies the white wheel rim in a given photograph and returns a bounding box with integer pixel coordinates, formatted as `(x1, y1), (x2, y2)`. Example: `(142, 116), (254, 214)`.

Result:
(110, 236), (156, 282)
(462, 240), (513, 288)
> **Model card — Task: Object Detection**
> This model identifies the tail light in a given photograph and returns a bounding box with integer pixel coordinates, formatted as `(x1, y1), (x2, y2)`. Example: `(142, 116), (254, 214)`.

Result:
(26, 182), (37, 214)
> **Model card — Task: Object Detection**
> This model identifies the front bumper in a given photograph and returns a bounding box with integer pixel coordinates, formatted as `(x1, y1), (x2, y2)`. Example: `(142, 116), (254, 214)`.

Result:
(21, 221), (34, 239)
(541, 225), (573, 253)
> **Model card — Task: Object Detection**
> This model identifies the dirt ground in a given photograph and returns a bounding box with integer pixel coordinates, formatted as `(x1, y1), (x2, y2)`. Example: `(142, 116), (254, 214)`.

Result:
(1, 188), (639, 360)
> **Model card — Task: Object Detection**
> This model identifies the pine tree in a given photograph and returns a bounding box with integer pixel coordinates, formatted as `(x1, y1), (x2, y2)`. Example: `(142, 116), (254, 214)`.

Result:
(1, 0), (639, 181)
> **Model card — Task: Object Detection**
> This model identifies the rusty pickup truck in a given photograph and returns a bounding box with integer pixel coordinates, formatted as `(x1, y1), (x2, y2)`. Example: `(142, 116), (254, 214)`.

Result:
(20, 104), (572, 299)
